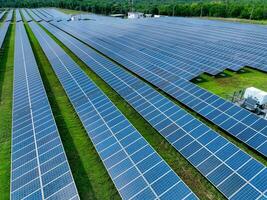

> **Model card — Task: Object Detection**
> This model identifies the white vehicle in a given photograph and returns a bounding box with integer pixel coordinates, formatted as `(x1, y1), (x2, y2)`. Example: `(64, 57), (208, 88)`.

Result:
(242, 87), (267, 114)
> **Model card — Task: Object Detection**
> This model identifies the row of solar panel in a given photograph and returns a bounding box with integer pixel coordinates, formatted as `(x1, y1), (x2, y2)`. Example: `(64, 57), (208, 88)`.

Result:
(27, 9), (42, 22)
(16, 9), (22, 22)
(0, 21), (11, 49)
(28, 20), (198, 200)
(27, 8), (70, 22)
(53, 20), (267, 158)
(11, 21), (79, 200)
(41, 21), (267, 200)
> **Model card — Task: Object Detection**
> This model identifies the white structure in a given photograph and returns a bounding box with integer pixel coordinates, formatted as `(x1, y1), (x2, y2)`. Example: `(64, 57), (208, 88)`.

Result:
(128, 12), (144, 19)
(244, 87), (267, 105)
(154, 15), (161, 18)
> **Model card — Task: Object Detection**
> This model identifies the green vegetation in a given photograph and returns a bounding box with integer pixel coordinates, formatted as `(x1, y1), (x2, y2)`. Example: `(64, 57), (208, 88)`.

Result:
(200, 17), (267, 25)
(57, 8), (86, 15)
(196, 68), (267, 100)
(2, 0), (267, 20)
(24, 21), (120, 200)
(0, 16), (14, 200)
(38, 22), (226, 200)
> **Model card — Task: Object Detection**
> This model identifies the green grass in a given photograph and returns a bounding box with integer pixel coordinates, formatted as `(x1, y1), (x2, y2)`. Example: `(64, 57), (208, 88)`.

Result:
(56, 8), (87, 15)
(39, 23), (227, 200)
(0, 18), (14, 200)
(196, 68), (267, 100)
(24, 21), (120, 200)
(199, 17), (267, 25)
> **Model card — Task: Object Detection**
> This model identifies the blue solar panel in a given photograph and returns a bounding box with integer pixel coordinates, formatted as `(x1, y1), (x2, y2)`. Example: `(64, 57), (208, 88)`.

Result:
(16, 9), (22, 22)
(11, 22), (79, 200)
(52, 20), (267, 158)
(42, 21), (267, 200)
(29, 21), (198, 200)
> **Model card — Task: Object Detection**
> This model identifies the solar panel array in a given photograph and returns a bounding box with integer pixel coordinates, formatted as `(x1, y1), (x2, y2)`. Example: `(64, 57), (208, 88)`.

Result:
(42, 21), (267, 200)
(29, 20), (198, 200)
(52, 20), (267, 158)
(11, 22), (79, 200)
(16, 9), (22, 22)
(102, 17), (267, 73)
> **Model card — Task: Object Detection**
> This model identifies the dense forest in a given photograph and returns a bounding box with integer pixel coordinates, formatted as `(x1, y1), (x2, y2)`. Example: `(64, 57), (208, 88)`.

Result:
(1, 0), (267, 20)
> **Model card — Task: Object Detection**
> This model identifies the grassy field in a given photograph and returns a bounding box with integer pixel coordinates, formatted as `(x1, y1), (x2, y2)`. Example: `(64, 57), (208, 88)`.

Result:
(0, 18), (14, 200)
(196, 68), (267, 100)
(199, 16), (267, 25)
(39, 23), (226, 200)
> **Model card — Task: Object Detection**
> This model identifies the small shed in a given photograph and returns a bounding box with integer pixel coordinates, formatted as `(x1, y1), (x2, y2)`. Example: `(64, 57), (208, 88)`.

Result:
(244, 87), (267, 105)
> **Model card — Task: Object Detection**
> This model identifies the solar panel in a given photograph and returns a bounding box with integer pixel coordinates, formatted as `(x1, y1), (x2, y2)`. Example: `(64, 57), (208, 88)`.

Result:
(29, 21), (198, 200)
(16, 9), (22, 22)
(5, 9), (13, 22)
(0, 10), (6, 20)
(52, 20), (267, 158)
(41, 21), (267, 200)
(11, 22), (79, 200)
(0, 21), (10, 49)
(26, 9), (42, 22)
(42, 8), (70, 21)
(21, 9), (32, 22)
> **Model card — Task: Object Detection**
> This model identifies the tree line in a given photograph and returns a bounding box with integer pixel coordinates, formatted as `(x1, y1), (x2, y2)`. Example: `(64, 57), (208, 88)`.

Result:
(1, 0), (267, 20)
